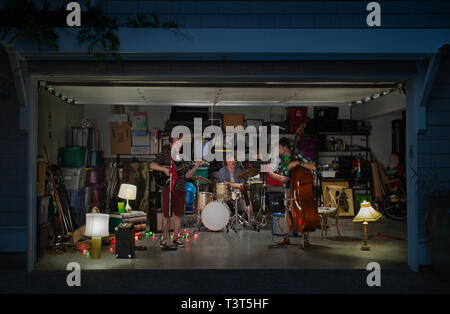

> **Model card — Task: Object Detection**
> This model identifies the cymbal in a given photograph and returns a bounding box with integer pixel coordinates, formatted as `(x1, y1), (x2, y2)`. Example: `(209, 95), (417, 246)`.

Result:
(236, 168), (260, 180)
(247, 180), (263, 185)
(190, 176), (213, 184)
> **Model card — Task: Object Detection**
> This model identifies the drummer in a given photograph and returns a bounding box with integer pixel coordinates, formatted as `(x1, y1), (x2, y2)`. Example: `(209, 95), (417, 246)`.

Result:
(218, 155), (254, 223)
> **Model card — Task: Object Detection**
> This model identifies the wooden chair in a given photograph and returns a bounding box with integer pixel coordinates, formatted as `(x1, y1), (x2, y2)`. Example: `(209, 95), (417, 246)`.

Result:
(318, 185), (345, 239)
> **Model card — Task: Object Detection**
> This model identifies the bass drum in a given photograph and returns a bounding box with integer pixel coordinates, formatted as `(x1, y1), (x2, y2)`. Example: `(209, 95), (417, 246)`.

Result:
(201, 201), (230, 231)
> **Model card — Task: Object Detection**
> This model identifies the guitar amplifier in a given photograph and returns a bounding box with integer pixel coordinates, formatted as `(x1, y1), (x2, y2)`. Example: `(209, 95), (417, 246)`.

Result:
(271, 213), (299, 238)
(115, 223), (135, 259)
(271, 213), (286, 236)
(266, 192), (285, 213)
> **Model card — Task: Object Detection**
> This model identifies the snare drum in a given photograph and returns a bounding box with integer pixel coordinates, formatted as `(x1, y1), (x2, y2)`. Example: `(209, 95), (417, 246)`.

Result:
(231, 189), (241, 201)
(197, 192), (213, 211)
(201, 201), (231, 231)
(215, 183), (230, 201)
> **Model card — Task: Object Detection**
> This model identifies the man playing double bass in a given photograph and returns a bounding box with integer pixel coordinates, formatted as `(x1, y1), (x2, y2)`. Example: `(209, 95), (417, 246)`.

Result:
(269, 137), (316, 246)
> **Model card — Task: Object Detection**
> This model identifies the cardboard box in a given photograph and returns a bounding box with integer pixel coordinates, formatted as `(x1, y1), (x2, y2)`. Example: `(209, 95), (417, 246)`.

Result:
(150, 137), (159, 155)
(132, 133), (149, 147)
(131, 145), (150, 155)
(111, 105), (124, 114)
(110, 122), (131, 155)
(223, 114), (244, 130)
(131, 112), (147, 129)
(110, 114), (129, 123)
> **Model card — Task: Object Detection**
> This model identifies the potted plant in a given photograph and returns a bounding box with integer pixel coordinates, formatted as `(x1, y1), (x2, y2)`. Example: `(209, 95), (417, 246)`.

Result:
(413, 167), (450, 274)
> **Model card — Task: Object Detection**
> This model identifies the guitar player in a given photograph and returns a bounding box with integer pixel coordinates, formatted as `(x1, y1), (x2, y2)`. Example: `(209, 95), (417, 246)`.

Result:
(150, 136), (202, 249)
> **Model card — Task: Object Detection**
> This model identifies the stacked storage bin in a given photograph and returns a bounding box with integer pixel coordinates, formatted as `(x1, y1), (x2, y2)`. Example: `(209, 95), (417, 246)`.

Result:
(61, 166), (86, 227)
(89, 166), (105, 208)
(71, 126), (102, 167)
(286, 107), (308, 134)
(313, 107), (340, 132)
(64, 124), (104, 226)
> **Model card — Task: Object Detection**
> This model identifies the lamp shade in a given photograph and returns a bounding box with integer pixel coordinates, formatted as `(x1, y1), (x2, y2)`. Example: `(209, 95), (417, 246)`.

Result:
(118, 184), (137, 200)
(84, 213), (110, 238)
(353, 201), (382, 222)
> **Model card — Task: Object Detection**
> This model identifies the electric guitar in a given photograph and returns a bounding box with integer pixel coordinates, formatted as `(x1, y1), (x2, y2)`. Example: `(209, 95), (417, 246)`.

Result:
(153, 160), (207, 187)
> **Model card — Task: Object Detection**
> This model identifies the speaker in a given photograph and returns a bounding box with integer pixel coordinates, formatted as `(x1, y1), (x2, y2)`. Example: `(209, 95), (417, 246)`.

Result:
(266, 192), (285, 213)
(115, 223), (135, 259)
(271, 213), (286, 236)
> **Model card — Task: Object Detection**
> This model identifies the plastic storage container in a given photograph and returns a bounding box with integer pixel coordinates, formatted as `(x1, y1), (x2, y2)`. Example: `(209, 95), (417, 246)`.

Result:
(286, 107), (308, 121)
(90, 151), (103, 166)
(89, 166), (102, 184)
(61, 167), (86, 191)
(61, 147), (86, 167)
(66, 188), (85, 214)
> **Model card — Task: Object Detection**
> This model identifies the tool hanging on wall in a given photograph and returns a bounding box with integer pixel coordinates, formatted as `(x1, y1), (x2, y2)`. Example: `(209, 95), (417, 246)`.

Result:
(106, 155), (124, 212)
(43, 145), (74, 235)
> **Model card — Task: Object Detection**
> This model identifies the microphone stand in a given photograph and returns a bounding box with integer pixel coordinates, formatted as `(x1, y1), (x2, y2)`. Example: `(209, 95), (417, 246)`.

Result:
(162, 158), (177, 251)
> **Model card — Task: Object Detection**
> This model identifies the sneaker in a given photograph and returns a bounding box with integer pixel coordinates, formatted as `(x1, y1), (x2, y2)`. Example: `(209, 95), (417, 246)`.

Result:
(173, 239), (185, 247)
(277, 235), (290, 245)
(160, 240), (168, 248)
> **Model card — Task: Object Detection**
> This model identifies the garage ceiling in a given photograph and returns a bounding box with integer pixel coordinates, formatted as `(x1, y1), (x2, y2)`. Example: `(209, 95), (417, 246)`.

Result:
(44, 82), (398, 106)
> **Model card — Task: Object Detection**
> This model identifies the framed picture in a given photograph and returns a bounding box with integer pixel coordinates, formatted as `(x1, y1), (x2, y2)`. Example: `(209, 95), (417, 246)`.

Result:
(322, 181), (353, 216)
(338, 188), (355, 217)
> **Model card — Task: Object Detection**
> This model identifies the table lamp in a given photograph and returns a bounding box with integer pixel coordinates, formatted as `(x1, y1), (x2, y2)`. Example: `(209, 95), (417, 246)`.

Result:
(118, 184), (137, 212)
(84, 213), (110, 258)
(353, 201), (382, 251)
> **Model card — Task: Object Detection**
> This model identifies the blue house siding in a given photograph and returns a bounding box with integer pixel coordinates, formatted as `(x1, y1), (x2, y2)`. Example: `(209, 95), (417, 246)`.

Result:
(0, 49), (27, 252)
(98, 0), (450, 29)
(417, 54), (450, 264)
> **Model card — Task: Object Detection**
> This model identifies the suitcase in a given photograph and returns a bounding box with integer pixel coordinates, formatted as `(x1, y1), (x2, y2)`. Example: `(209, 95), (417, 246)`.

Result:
(339, 119), (357, 133)
(115, 223), (135, 259)
(314, 106), (339, 120)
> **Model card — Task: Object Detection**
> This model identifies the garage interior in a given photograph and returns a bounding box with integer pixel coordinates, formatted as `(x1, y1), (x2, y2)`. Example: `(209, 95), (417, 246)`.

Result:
(34, 80), (407, 270)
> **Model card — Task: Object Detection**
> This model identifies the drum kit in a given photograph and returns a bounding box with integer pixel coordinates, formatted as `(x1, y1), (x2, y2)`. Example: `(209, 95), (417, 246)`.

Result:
(189, 167), (270, 233)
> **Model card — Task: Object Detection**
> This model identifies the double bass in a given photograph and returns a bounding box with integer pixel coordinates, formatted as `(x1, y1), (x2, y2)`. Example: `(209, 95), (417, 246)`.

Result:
(285, 121), (319, 246)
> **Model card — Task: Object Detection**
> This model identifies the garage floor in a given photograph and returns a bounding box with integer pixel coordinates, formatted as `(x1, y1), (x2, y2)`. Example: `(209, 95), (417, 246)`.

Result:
(35, 216), (407, 271)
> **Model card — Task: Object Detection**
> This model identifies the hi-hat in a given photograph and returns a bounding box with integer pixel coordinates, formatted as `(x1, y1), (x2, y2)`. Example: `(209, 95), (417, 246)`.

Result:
(237, 168), (260, 180)
(190, 176), (212, 184)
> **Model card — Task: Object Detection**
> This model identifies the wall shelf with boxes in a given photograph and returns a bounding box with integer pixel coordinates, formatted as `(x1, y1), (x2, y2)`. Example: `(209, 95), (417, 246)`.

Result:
(290, 106), (373, 211)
